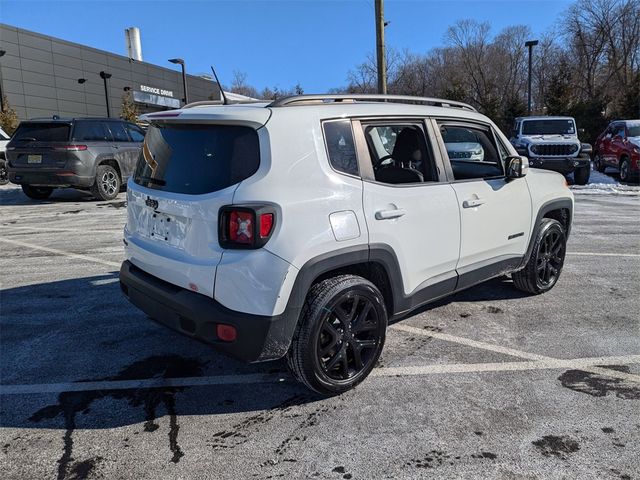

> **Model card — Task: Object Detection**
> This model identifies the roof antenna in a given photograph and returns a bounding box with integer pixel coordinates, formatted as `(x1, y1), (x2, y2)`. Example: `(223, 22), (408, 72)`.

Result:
(210, 66), (228, 105)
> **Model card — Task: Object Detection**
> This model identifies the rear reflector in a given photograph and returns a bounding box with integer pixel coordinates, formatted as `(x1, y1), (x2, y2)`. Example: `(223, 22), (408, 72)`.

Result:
(55, 145), (88, 151)
(216, 324), (237, 342)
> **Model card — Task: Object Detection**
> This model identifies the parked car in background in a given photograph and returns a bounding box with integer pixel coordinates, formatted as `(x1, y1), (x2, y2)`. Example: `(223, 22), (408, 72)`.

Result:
(120, 94), (573, 395)
(6, 117), (145, 200)
(0, 127), (10, 185)
(509, 116), (592, 185)
(593, 120), (640, 183)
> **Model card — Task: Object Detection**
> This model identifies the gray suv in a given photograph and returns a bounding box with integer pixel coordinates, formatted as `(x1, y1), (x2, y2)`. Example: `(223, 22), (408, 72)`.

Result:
(6, 117), (145, 200)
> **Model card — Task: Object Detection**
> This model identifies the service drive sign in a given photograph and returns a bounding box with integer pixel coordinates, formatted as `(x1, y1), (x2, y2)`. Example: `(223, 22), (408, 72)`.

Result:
(140, 85), (174, 98)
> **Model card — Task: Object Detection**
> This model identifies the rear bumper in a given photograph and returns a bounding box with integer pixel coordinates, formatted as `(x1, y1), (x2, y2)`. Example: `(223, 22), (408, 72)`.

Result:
(119, 260), (300, 363)
(8, 169), (93, 188)
(527, 156), (589, 174)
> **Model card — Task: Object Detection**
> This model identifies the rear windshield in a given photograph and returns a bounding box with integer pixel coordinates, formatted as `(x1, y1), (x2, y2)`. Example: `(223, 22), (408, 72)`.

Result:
(522, 119), (575, 136)
(12, 122), (71, 142)
(628, 122), (640, 137)
(133, 124), (260, 195)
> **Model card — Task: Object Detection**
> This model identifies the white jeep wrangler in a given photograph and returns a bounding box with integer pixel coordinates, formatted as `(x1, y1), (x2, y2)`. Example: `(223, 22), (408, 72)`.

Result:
(510, 116), (592, 185)
(120, 95), (573, 395)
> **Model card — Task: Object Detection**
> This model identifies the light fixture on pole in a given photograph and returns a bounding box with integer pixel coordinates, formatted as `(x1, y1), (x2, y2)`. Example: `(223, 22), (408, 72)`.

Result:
(169, 58), (188, 105)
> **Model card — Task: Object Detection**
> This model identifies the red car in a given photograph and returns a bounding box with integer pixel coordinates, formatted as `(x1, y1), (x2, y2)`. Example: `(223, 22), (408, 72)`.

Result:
(593, 120), (640, 182)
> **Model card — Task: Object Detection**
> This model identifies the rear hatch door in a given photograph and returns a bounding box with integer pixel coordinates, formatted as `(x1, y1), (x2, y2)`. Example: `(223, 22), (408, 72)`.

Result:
(8, 122), (74, 167)
(125, 122), (262, 297)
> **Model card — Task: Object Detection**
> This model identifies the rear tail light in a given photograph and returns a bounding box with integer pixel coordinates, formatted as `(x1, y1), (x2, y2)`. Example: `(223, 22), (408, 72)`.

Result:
(54, 145), (88, 151)
(219, 205), (276, 249)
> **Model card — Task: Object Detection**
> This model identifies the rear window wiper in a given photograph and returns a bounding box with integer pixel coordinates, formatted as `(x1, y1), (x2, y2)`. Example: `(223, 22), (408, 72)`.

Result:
(138, 176), (166, 186)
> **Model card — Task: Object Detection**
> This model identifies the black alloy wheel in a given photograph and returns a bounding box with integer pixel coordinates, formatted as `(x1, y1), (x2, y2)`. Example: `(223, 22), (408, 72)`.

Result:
(536, 226), (565, 288)
(287, 275), (387, 395)
(317, 292), (381, 381)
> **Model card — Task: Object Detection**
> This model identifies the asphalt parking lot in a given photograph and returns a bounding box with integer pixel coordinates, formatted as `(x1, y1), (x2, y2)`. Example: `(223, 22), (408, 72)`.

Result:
(1, 183), (639, 480)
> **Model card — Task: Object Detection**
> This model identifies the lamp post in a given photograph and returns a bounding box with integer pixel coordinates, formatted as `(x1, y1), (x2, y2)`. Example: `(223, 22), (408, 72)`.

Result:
(99, 71), (112, 117)
(525, 40), (539, 115)
(0, 49), (6, 112)
(169, 58), (188, 105)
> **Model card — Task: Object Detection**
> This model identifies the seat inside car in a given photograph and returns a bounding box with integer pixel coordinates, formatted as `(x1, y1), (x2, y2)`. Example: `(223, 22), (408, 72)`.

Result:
(376, 127), (427, 184)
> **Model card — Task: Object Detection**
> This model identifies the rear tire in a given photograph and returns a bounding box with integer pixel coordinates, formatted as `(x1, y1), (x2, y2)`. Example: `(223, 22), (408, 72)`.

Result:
(0, 159), (8, 185)
(513, 218), (566, 295)
(573, 164), (590, 185)
(21, 185), (53, 200)
(287, 275), (387, 395)
(91, 164), (121, 201)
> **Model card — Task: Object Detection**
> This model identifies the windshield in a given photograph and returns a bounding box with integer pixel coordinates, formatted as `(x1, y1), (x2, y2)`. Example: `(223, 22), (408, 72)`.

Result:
(11, 122), (71, 142)
(628, 123), (640, 137)
(522, 119), (575, 136)
(133, 124), (260, 195)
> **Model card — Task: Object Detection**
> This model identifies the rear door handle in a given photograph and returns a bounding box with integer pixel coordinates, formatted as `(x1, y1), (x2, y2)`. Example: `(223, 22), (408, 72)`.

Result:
(375, 208), (406, 220)
(462, 198), (485, 208)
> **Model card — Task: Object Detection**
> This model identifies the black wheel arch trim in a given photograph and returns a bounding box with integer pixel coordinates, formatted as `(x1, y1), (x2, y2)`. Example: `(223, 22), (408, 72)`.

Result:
(519, 198), (572, 269)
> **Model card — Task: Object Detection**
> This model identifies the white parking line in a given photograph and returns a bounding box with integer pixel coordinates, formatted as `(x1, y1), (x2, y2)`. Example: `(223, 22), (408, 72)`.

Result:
(0, 225), (122, 234)
(566, 252), (640, 258)
(0, 237), (120, 268)
(2, 354), (639, 395)
(391, 324), (640, 383)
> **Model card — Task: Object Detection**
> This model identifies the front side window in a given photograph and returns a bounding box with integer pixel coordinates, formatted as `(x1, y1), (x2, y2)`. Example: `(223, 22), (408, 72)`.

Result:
(72, 121), (111, 141)
(438, 123), (503, 180)
(612, 124), (626, 138)
(363, 123), (436, 184)
(323, 120), (358, 176)
(134, 124), (260, 195)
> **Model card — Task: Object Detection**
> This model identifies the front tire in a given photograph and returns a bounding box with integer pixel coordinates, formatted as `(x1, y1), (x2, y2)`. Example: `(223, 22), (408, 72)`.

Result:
(593, 153), (606, 173)
(287, 275), (387, 395)
(513, 218), (566, 295)
(619, 157), (632, 183)
(573, 164), (590, 185)
(21, 185), (53, 200)
(91, 164), (121, 201)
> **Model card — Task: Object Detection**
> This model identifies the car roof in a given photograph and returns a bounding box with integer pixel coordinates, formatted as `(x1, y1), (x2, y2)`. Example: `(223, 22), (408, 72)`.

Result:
(516, 116), (575, 121)
(140, 95), (491, 127)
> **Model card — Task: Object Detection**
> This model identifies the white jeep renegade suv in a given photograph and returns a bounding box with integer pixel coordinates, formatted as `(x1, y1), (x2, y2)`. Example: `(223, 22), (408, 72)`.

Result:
(120, 94), (573, 395)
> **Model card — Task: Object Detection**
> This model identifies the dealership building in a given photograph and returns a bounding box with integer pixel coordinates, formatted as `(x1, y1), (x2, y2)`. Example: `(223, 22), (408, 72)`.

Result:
(0, 23), (221, 121)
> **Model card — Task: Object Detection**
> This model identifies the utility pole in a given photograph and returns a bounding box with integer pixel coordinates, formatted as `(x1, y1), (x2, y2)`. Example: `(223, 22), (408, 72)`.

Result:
(375, 0), (387, 94)
(525, 40), (538, 115)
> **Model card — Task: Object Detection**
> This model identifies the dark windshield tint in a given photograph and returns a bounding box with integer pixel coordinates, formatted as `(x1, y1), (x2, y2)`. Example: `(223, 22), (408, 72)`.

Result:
(12, 123), (71, 142)
(133, 124), (260, 195)
(627, 123), (640, 137)
(522, 120), (575, 135)
(72, 121), (111, 141)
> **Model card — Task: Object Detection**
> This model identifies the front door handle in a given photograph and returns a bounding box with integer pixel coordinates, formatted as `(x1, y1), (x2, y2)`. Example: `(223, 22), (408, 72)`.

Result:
(462, 197), (485, 208)
(375, 208), (406, 220)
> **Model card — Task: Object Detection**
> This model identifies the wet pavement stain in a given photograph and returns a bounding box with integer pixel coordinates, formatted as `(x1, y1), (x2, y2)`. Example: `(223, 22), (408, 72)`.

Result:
(97, 201), (127, 209)
(558, 366), (640, 399)
(67, 456), (103, 480)
(484, 305), (504, 314)
(60, 210), (82, 215)
(532, 435), (580, 459)
(29, 355), (205, 479)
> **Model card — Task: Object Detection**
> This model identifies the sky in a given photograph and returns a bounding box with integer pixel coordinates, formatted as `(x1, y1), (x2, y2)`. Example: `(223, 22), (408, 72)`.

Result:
(0, 0), (573, 92)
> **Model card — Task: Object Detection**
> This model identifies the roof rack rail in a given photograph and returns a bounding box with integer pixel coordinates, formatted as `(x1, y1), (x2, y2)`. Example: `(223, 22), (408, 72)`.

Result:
(182, 99), (265, 109)
(268, 94), (477, 112)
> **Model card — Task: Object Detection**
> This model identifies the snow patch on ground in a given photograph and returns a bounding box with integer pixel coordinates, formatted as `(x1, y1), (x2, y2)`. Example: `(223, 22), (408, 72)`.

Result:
(570, 166), (640, 196)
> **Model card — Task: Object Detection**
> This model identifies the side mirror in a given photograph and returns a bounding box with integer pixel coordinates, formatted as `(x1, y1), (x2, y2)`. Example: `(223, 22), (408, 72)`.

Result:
(578, 128), (585, 135)
(506, 155), (528, 179)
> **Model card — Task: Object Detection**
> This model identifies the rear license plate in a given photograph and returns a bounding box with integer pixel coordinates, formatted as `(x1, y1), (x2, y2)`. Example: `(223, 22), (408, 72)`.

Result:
(27, 155), (42, 164)
(150, 213), (172, 242)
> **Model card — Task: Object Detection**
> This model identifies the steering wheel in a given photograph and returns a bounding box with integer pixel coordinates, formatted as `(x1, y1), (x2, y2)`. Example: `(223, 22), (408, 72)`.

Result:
(375, 154), (395, 169)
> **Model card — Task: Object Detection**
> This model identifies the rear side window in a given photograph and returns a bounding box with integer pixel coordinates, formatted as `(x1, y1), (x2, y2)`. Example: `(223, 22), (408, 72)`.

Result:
(12, 123), (71, 142)
(109, 122), (130, 142)
(323, 120), (358, 176)
(72, 121), (111, 141)
(133, 124), (260, 195)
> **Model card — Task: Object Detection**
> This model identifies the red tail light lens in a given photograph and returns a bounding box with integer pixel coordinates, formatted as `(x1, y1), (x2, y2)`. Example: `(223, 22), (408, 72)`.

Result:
(55, 145), (88, 151)
(260, 213), (274, 238)
(219, 205), (276, 249)
(229, 210), (254, 245)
